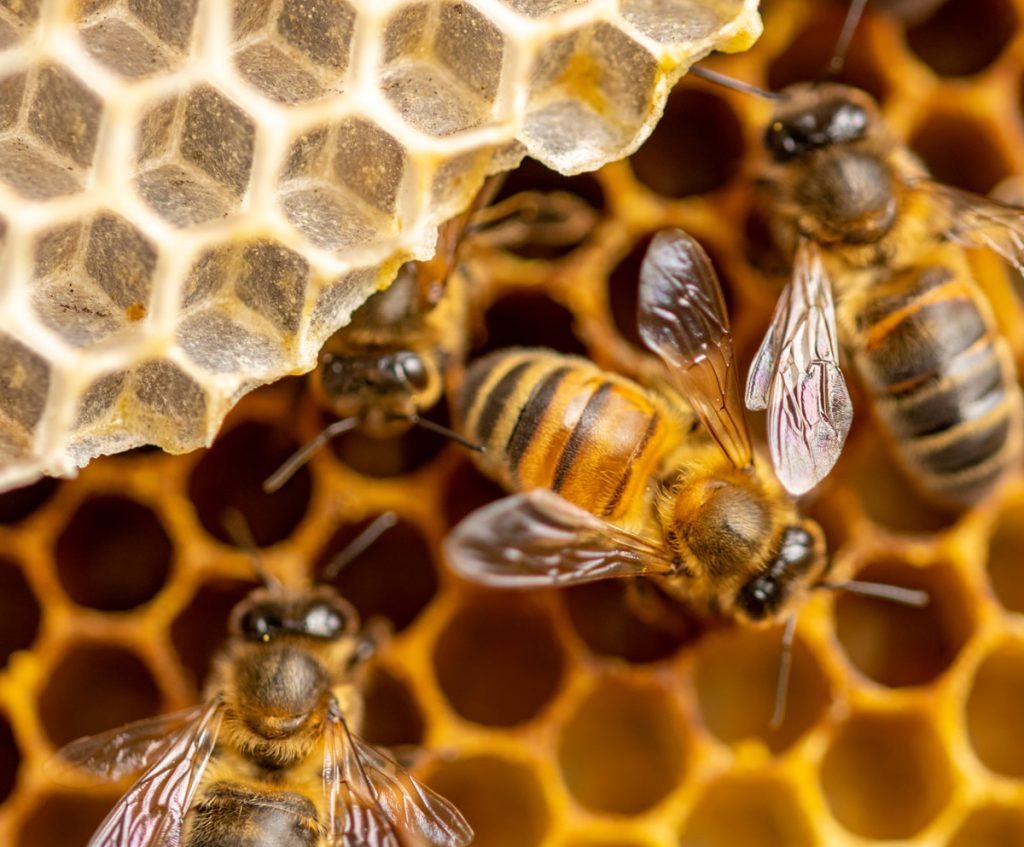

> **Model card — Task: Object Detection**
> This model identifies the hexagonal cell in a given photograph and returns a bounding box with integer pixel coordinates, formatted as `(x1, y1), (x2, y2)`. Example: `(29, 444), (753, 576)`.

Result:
(948, 804), (1024, 847)
(423, 755), (550, 847)
(15, 793), (113, 847)
(78, 14), (175, 79)
(325, 406), (455, 477)
(767, 9), (889, 102)
(618, 0), (745, 45)
(359, 665), (425, 750)
(910, 108), (1013, 194)
(0, 476), (58, 524)
(276, 0), (355, 71)
(0, 556), (41, 668)
(558, 675), (686, 815)
(54, 495), (172, 611)
(128, 359), (209, 448)
(433, 592), (564, 726)
(564, 581), (702, 664)
(820, 711), (953, 839)
(906, 0), (1017, 77)
(39, 642), (162, 748)
(31, 215), (156, 348)
(965, 640), (1024, 778)
(176, 309), (288, 376)
(171, 577), (256, 688)
(26, 63), (103, 168)
(475, 292), (587, 357)
(188, 421), (312, 547)
(833, 558), (974, 687)
(314, 517), (437, 632)
(679, 773), (816, 847)
(630, 85), (744, 198)
(380, 1), (503, 137)
(443, 459), (506, 527)
(693, 624), (831, 753)
(0, 709), (17, 805)
(985, 498), (1024, 613)
(524, 26), (658, 173)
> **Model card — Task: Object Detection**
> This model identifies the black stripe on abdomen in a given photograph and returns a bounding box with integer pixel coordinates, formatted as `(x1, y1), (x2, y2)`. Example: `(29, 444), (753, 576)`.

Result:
(507, 366), (571, 480)
(465, 356), (531, 445)
(551, 380), (613, 492)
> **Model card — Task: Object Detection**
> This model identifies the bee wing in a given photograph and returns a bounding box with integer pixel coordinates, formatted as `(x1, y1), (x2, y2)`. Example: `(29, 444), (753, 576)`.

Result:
(919, 180), (1024, 277)
(637, 228), (753, 470)
(324, 706), (472, 847)
(80, 700), (223, 847)
(444, 489), (679, 587)
(52, 705), (209, 782)
(748, 239), (853, 495)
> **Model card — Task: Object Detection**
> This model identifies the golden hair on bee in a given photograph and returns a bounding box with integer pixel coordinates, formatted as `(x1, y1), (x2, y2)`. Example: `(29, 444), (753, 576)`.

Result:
(52, 544), (472, 847)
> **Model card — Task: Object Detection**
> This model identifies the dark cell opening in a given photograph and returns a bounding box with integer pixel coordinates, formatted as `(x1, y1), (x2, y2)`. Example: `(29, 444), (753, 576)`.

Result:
(328, 400), (453, 477)
(171, 578), (256, 688)
(443, 459), (507, 528)
(631, 86), (744, 198)
(315, 516), (437, 632)
(910, 110), (1012, 195)
(16, 793), (114, 847)
(55, 495), (172, 611)
(473, 292), (587, 358)
(39, 643), (161, 748)
(188, 420), (312, 547)
(359, 665), (425, 750)
(433, 593), (564, 727)
(906, 0), (1017, 77)
(0, 477), (58, 524)
(564, 580), (702, 664)
(0, 557), (40, 669)
(0, 711), (18, 805)
(966, 641), (1024, 778)
(493, 156), (604, 211)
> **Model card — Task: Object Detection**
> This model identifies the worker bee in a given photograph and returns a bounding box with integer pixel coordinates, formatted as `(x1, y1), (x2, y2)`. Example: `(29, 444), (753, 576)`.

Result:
(53, 580), (473, 847)
(266, 182), (598, 492)
(734, 15), (1024, 508)
(445, 229), (832, 624)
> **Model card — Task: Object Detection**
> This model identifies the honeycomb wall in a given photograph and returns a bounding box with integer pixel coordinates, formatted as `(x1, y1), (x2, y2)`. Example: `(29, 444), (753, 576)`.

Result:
(3, 0), (1024, 845)
(0, 0), (759, 493)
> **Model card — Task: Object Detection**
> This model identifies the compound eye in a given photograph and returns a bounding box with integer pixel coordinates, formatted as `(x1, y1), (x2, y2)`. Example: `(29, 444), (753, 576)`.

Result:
(399, 354), (429, 391)
(737, 574), (781, 621)
(826, 102), (869, 144)
(241, 606), (284, 642)
(301, 601), (346, 639)
(765, 120), (799, 162)
(778, 525), (816, 571)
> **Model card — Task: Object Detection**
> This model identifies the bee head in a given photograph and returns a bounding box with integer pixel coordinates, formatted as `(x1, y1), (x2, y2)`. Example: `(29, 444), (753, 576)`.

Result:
(231, 585), (360, 643)
(735, 521), (827, 622)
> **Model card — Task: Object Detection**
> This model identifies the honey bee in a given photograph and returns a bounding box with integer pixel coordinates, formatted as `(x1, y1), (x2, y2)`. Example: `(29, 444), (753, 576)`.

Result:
(445, 229), (831, 625)
(54, 580), (472, 847)
(737, 24), (1024, 508)
(266, 182), (598, 492)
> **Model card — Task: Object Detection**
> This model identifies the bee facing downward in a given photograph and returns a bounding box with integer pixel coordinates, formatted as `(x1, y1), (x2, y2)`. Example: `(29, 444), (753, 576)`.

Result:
(743, 72), (1024, 508)
(445, 229), (830, 624)
(54, 580), (472, 847)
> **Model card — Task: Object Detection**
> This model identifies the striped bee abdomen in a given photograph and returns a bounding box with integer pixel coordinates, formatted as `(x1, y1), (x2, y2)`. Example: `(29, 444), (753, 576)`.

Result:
(853, 265), (1023, 507)
(458, 350), (675, 521)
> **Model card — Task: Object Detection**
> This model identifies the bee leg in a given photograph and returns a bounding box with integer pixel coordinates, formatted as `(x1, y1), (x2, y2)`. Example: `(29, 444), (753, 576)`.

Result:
(623, 579), (695, 638)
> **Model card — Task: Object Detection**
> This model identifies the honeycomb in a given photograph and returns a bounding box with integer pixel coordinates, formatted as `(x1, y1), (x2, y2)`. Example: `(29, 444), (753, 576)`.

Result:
(3, 0), (1024, 845)
(0, 0), (759, 493)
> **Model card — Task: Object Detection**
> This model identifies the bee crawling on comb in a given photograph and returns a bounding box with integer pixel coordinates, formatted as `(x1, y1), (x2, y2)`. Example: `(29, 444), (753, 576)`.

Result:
(51, 547), (472, 847)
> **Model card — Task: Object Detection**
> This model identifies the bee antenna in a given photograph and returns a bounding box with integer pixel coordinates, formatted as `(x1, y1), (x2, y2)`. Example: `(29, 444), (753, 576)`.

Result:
(410, 414), (485, 452)
(263, 417), (360, 494)
(828, 0), (869, 77)
(221, 508), (280, 589)
(819, 579), (930, 607)
(770, 614), (797, 730)
(688, 66), (784, 101)
(321, 512), (399, 582)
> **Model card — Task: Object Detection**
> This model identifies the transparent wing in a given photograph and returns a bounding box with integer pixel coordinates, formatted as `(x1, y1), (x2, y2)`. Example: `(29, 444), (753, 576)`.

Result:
(638, 228), (753, 469)
(748, 239), (852, 495)
(919, 179), (1024, 277)
(324, 704), (472, 847)
(53, 705), (208, 782)
(444, 489), (679, 588)
(83, 701), (223, 847)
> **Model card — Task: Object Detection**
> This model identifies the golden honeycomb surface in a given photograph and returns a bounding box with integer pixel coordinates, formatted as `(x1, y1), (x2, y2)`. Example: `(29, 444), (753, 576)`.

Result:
(3, 0), (1024, 845)
(0, 0), (758, 492)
